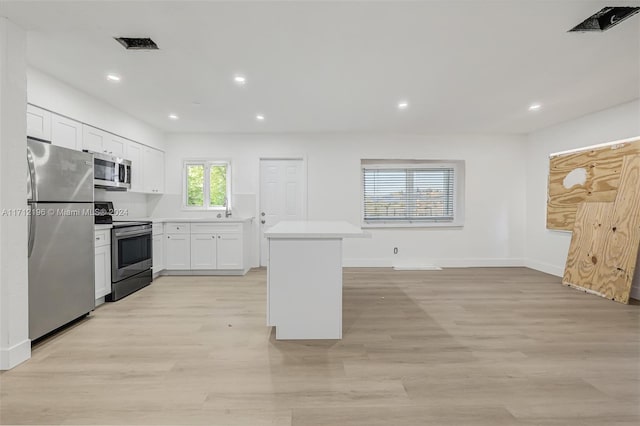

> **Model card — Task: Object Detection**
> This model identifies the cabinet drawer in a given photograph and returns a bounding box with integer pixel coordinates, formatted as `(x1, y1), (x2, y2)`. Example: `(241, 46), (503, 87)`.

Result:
(152, 222), (164, 236)
(165, 223), (190, 234)
(190, 222), (241, 234)
(94, 229), (110, 247)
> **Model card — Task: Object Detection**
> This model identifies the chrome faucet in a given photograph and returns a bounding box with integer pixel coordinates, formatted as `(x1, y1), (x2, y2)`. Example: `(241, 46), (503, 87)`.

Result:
(224, 197), (232, 218)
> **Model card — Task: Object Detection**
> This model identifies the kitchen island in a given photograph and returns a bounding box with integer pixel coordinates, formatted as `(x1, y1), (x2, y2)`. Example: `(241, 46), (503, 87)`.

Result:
(265, 221), (367, 340)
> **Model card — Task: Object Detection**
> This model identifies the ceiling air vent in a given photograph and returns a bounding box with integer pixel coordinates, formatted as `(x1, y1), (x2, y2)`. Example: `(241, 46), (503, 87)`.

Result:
(569, 6), (640, 32)
(114, 37), (159, 50)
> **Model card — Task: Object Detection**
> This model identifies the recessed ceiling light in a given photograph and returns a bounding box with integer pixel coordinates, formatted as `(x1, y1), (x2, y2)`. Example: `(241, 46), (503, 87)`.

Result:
(168, 114), (179, 120)
(397, 101), (409, 110)
(256, 114), (265, 121)
(528, 103), (542, 111)
(106, 74), (121, 82)
(234, 75), (246, 85)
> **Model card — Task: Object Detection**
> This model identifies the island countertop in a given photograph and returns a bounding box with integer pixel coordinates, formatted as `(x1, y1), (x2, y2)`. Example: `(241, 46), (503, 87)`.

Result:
(264, 220), (367, 239)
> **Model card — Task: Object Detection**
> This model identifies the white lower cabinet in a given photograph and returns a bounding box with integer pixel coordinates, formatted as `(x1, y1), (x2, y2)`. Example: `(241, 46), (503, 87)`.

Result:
(165, 233), (191, 270)
(94, 229), (111, 300)
(162, 222), (249, 274)
(152, 234), (164, 274)
(190, 234), (218, 269)
(217, 233), (243, 269)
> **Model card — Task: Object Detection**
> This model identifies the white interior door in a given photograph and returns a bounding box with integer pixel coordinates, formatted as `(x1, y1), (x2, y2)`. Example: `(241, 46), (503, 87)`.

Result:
(259, 159), (306, 266)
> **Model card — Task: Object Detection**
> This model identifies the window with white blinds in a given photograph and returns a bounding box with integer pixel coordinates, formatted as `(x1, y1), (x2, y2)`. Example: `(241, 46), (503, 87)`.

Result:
(361, 160), (465, 227)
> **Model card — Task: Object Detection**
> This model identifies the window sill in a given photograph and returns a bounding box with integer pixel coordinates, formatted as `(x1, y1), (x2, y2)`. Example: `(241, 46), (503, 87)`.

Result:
(361, 221), (464, 229)
(182, 207), (227, 212)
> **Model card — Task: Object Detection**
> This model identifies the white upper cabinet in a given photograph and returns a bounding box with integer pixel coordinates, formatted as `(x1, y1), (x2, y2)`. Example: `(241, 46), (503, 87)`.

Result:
(27, 106), (165, 194)
(83, 124), (127, 157)
(51, 114), (83, 151)
(104, 134), (126, 157)
(26, 105), (51, 141)
(143, 146), (165, 194)
(125, 141), (144, 192)
(82, 125), (108, 153)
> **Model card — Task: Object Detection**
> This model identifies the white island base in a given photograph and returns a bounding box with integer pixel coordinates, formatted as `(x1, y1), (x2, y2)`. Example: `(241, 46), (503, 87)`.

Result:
(265, 221), (366, 340)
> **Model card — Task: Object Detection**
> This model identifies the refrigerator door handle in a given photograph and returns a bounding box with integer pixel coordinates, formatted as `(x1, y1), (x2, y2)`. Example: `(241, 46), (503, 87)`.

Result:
(28, 205), (36, 258)
(27, 159), (32, 202)
(27, 149), (37, 202)
(27, 150), (37, 258)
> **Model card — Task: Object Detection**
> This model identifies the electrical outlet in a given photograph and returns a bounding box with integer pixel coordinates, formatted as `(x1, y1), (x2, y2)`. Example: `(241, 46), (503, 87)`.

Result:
(393, 247), (398, 255)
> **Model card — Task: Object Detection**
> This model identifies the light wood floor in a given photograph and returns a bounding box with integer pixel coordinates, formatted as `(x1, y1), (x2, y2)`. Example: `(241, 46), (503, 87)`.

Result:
(1, 268), (639, 425)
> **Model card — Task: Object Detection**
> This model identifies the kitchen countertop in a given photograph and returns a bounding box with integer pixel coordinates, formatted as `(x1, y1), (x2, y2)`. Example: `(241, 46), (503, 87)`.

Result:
(156, 217), (253, 223)
(265, 220), (368, 239)
(118, 217), (254, 224)
(94, 224), (113, 230)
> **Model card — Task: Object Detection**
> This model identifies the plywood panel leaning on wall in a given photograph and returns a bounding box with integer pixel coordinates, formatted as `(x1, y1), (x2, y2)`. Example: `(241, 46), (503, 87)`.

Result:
(563, 202), (614, 296)
(563, 155), (640, 304)
(547, 137), (640, 230)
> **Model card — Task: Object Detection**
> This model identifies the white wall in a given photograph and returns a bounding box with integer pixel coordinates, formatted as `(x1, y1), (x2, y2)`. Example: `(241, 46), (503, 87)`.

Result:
(0, 17), (30, 370)
(151, 133), (528, 268)
(27, 67), (165, 151)
(525, 99), (640, 297)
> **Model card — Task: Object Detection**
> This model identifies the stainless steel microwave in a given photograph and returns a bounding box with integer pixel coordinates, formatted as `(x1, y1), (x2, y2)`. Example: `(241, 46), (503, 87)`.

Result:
(86, 150), (131, 190)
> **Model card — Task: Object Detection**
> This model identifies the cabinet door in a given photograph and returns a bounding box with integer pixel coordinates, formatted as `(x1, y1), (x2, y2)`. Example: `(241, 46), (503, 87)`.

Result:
(82, 125), (107, 153)
(26, 105), (51, 141)
(94, 244), (111, 298)
(153, 149), (165, 193)
(217, 233), (243, 270)
(104, 134), (126, 157)
(190, 234), (217, 270)
(143, 147), (165, 194)
(125, 141), (144, 192)
(165, 234), (191, 270)
(152, 234), (164, 273)
(51, 114), (82, 151)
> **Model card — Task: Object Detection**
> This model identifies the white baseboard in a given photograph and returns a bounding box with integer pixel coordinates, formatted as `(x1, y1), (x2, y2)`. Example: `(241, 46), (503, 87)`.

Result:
(344, 258), (525, 268)
(524, 259), (564, 277)
(0, 339), (31, 370)
(393, 266), (443, 271)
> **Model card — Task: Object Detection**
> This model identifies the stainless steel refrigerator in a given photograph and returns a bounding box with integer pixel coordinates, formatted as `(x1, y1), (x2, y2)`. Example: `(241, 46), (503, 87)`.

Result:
(27, 138), (95, 340)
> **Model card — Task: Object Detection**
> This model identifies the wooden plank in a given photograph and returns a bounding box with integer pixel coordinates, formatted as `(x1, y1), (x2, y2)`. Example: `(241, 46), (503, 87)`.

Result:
(547, 138), (640, 230)
(563, 202), (614, 294)
(563, 155), (640, 303)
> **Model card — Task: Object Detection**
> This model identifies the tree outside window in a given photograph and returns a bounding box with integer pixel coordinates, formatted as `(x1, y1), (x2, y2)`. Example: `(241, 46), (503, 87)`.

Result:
(184, 161), (231, 209)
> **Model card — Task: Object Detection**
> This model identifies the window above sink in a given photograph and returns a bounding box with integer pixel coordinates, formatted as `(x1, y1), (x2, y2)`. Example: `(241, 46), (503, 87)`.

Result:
(183, 160), (231, 211)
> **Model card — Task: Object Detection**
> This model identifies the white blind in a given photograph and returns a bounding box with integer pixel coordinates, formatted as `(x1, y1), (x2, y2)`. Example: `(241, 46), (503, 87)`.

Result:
(363, 167), (455, 222)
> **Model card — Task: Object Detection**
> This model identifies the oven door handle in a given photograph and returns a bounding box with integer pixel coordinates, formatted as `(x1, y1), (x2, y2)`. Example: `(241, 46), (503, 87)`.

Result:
(114, 229), (152, 238)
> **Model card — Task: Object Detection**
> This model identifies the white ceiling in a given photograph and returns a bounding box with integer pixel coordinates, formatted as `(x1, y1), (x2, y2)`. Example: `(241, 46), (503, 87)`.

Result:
(1, 0), (639, 134)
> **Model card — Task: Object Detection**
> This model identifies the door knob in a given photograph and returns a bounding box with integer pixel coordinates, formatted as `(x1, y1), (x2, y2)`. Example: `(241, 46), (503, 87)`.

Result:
(261, 220), (266, 224)
(261, 212), (266, 216)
